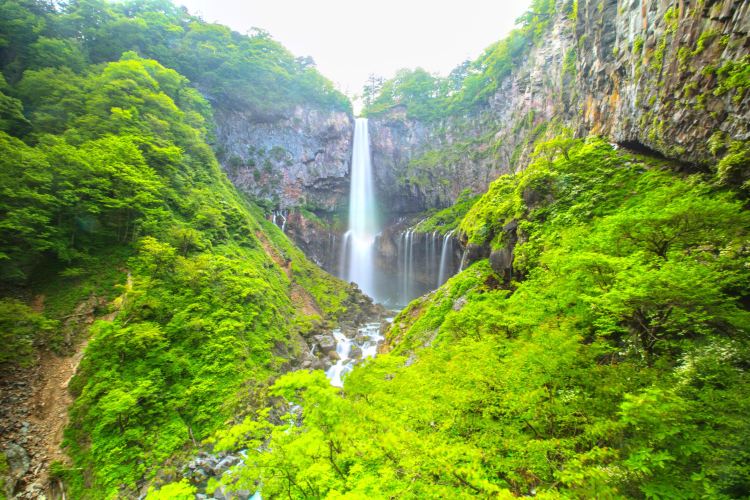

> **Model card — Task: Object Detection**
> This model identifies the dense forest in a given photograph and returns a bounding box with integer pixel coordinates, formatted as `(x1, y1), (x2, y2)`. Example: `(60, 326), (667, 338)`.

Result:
(0, 0), (362, 498)
(212, 137), (749, 498)
(1, 0), (749, 499)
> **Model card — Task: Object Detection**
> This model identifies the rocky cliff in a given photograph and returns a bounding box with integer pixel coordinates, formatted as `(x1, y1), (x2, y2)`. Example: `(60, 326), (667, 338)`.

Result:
(368, 0), (749, 214)
(576, 0), (749, 160)
(213, 105), (353, 212)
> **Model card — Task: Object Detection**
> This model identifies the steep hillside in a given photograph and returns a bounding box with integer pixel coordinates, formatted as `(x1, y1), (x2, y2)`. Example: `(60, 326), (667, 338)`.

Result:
(0, 1), (375, 498)
(200, 137), (750, 500)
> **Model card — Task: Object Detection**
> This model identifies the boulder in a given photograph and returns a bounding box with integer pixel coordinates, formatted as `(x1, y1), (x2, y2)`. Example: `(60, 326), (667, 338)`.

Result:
(5, 442), (30, 482)
(489, 247), (514, 282)
(313, 334), (336, 353)
(463, 243), (490, 268)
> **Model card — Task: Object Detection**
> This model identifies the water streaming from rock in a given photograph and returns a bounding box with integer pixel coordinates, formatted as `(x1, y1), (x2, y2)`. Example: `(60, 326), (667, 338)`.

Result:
(338, 230), (351, 281)
(345, 118), (378, 298)
(459, 248), (469, 271)
(270, 209), (288, 233)
(438, 229), (455, 285)
(385, 227), (461, 305)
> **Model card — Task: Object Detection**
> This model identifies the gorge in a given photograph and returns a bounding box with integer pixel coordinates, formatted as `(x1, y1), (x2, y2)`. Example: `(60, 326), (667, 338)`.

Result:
(0, 0), (748, 498)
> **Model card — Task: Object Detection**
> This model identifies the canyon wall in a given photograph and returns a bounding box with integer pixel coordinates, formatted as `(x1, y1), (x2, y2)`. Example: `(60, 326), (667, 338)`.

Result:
(209, 0), (749, 290)
(368, 0), (749, 214)
(213, 105), (353, 212)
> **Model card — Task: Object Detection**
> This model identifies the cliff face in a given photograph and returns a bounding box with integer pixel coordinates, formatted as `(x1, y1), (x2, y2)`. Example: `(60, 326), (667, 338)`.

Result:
(577, 0), (749, 160)
(209, 0), (748, 285)
(367, 5), (576, 215)
(213, 105), (353, 212)
(368, 0), (749, 213)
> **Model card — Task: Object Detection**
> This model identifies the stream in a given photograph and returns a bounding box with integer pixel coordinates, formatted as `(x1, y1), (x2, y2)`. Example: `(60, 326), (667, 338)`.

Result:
(325, 322), (385, 387)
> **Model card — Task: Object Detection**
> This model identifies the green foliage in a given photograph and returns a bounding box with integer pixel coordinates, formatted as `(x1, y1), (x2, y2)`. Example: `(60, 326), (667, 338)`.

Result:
(633, 35), (644, 54)
(364, 67), (443, 121)
(146, 479), (197, 499)
(562, 46), (577, 76)
(716, 141), (750, 192)
(0, 2), (359, 496)
(714, 55), (750, 104)
(214, 136), (750, 498)
(0, 452), (8, 500)
(0, 298), (58, 366)
(0, 0), (349, 116)
(415, 189), (480, 234)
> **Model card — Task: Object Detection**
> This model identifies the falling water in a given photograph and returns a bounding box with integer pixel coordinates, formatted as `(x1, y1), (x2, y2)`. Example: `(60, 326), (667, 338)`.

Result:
(459, 248), (469, 271)
(438, 229), (455, 285)
(339, 230), (351, 281)
(345, 118), (378, 298)
(401, 229), (414, 304)
(270, 209), (288, 233)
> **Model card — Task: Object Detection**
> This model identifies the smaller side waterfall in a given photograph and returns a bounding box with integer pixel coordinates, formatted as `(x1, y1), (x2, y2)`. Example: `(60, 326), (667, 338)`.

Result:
(438, 229), (455, 285)
(458, 248), (469, 272)
(384, 227), (461, 307)
(270, 209), (289, 232)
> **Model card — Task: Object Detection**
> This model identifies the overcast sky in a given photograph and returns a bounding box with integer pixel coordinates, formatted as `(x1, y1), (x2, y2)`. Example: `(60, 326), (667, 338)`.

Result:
(176, 0), (531, 110)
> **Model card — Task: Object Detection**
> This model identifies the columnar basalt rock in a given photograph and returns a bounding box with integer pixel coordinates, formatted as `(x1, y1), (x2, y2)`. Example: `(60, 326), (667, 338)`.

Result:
(366, 0), (749, 216)
(577, 0), (750, 161)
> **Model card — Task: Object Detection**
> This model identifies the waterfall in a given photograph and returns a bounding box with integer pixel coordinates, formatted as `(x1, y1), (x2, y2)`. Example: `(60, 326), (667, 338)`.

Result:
(345, 118), (378, 298)
(438, 230), (455, 285)
(339, 230), (351, 281)
(430, 231), (439, 288)
(426, 232), (433, 288)
(402, 229), (413, 304)
(270, 209), (288, 233)
(459, 248), (469, 271)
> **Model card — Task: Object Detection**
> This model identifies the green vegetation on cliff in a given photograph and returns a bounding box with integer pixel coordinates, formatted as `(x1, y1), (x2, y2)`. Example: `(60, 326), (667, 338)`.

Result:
(414, 189), (480, 234)
(208, 136), (750, 498)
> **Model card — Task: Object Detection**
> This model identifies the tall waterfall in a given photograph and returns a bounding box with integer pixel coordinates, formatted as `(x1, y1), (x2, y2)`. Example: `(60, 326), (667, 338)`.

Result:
(344, 118), (378, 298)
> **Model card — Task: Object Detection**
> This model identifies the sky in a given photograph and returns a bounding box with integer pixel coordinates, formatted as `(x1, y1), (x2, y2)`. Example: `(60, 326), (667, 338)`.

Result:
(176, 0), (532, 110)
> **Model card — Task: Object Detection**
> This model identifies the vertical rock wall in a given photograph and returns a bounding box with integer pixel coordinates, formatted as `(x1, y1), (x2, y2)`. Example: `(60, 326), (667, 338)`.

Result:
(368, 0), (749, 215)
(213, 105), (354, 212)
(577, 0), (749, 159)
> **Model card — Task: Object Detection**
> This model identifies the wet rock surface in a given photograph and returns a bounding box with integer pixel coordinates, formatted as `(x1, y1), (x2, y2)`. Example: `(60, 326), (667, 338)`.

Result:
(324, 321), (389, 388)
